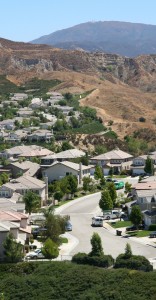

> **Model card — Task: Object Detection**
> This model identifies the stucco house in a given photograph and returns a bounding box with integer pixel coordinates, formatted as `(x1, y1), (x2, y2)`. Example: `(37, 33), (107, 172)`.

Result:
(42, 161), (92, 184)
(27, 129), (53, 142)
(0, 145), (53, 160)
(131, 153), (156, 175)
(132, 178), (156, 226)
(90, 148), (133, 175)
(8, 161), (40, 178)
(0, 175), (47, 203)
(41, 148), (86, 166)
(0, 210), (31, 260)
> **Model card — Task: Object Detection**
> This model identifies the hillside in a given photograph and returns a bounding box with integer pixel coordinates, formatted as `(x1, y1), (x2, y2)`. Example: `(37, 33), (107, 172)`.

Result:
(0, 37), (156, 140)
(31, 21), (156, 57)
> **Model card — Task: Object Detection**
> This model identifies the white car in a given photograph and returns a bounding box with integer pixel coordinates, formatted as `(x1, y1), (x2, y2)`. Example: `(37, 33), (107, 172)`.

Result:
(25, 248), (44, 260)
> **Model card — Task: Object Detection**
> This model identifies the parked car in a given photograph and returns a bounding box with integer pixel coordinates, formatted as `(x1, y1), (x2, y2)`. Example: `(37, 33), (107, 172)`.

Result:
(106, 178), (118, 183)
(32, 227), (47, 238)
(92, 216), (103, 227)
(126, 224), (144, 231)
(65, 221), (72, 231)
(149, 231), (156, 238)
(25, 249), (44, 260)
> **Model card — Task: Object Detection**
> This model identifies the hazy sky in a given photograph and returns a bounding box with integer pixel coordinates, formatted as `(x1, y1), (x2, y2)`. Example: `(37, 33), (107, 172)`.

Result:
(1, 0), (156, 42)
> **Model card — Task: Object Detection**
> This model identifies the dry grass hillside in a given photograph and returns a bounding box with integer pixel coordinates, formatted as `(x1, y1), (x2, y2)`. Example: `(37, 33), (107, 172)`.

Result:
(0, 38), (156, 140)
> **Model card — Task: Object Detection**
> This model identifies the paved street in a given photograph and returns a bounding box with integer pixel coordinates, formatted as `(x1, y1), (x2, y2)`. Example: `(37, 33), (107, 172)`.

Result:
(58, 192), (156, 260)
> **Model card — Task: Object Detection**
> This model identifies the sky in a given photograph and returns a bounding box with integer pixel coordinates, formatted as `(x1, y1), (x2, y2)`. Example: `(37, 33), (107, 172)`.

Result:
(1, 0), (156, 42)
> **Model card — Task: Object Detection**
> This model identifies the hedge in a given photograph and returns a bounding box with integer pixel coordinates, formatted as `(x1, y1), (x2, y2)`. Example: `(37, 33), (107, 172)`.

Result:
(72, 252), (114, 268)
(114, 254), (153, 272)
(148, 224), (156, 231)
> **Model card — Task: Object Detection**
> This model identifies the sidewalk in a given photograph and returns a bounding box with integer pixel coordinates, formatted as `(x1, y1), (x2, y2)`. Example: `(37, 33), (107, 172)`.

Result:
(55, 232), (79, 261)
(103, 221), (156, 248)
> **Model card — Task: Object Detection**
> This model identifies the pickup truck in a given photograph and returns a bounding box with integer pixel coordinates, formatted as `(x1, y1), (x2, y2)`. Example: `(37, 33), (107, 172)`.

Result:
(103, 210), (125, 220)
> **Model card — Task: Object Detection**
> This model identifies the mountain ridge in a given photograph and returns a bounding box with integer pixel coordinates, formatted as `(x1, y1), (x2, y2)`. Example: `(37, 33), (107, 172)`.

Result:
(31, 21), (156, 57)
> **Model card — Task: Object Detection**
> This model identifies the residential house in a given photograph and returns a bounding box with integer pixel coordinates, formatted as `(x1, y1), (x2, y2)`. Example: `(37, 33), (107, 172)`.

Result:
(42, 161), (92, 184)
(0, 175), (47, 203)
(41, 148), (85, 166)
(10, 93), (28, 101)
(131, 154), (156, 175)
(132, 178), (156, 226)
(29, 98), (44, 109)
(27, 129), (53, 142)
(17, 107), (33, 118)
(0, 210), (31, 259)
(8, 161), (40, 178)
(90, 148), (133, 175)
(0, 145), (54, 159)
(0, 119), (15, 130)
(54, 105), (73, 115)
(0, 193), (25, 212)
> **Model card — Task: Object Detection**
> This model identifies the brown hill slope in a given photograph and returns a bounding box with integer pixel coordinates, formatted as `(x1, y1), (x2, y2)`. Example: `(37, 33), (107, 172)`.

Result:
(0, 38), (156, 139)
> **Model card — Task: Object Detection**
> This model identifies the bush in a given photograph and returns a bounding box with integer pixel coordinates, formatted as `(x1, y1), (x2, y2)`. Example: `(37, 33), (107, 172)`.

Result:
(148, 224), (156, 231)
(114, 254), (153, 272)
(139, 117), (146, 122)
(72, 252), (114, 268)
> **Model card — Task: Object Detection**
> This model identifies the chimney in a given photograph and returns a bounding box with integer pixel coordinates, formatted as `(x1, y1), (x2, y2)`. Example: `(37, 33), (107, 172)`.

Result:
(44, 176), (48, 205)
(79, 162), (83, 185)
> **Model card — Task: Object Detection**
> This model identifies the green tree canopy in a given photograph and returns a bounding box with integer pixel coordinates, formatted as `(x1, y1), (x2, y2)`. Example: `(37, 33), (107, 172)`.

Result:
(124, 243), (132, 259)
(144, 156), (154, 175)
(23, 191), (41, 214)
(94, 165), (103, 180)
(107, 182), (117, 207)
(89, 232), (104, 257)
(3, 233), (23, 263)
(129, 205), (142, 229)
(99, 189), (113, 211)
(42, 238), (59, 259)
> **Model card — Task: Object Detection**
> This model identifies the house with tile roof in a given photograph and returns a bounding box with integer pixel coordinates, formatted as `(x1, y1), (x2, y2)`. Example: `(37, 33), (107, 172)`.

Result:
(42, 161), (92, 184)
(0, 175), (47, 203)
(90, 148), (133, 175)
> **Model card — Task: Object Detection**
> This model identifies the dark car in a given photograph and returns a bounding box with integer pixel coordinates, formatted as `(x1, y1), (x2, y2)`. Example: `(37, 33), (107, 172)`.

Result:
(126, 224), (144, 231)
(149, 231), (156, 238)
(32, 227), (47, 238)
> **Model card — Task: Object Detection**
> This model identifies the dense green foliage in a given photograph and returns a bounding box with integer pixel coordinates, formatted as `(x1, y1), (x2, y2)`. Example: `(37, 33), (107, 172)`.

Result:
(115, 254), (153, 272)
(42, 238), (59, 259)
(3, 233), (23, 263)
(0, 262), (155, 299)
(89, 233), (104, 257)
(129, 206), (142, 228)
(99, 189), (113, 211)
(144, 156), (154, 175)
(72, 253), (114, 268)
(23, 191), (41, 214)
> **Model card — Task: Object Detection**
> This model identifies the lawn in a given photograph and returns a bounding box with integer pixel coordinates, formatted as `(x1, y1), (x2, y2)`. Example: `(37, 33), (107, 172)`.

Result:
(110, 221), (132, 228)
(126, 230), (153, 237)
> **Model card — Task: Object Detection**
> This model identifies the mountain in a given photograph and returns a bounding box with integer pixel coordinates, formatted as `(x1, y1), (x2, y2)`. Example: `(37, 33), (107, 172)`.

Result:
(0, 37), (156, 140)
(31, 21), (156, 57)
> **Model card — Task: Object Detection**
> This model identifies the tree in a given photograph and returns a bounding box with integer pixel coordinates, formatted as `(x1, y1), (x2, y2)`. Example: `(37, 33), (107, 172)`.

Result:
(107, 182), (117, 207)
(23, 191), (41, 214)
(108, 167), (114, 177)
(43, 209), (67, 244)
(54, 190), (64, 202)
(89, 233), (104, 257)
(124, 243), (132, 259)
(94, 165), (103, 180)
(61, 141), (73, 151)
(125, 182), (132, 194)
(129, 206), (142, 229)
(67, 175), (78, 195)
(83, 177), (92, 193)
(3, 233), (23, 262)
(42, 238), (59, 259)
(144, 156), (154, 175)
(99, 189), (113, 211)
